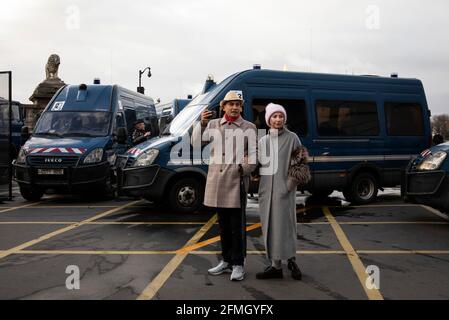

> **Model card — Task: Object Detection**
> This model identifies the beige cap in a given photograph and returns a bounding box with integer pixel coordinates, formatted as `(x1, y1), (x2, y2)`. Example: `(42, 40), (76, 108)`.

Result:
(220, 90), (244, 108)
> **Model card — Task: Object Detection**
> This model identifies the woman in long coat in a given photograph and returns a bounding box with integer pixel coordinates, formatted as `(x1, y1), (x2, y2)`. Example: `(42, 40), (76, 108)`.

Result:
(257, 103), (303, 280)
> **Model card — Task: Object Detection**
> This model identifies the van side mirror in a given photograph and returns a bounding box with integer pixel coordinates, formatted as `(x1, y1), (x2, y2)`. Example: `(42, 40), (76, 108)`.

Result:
(166, 115), (174, 124)
(21, 126), (30, 143)
(116, 127), (128, 144)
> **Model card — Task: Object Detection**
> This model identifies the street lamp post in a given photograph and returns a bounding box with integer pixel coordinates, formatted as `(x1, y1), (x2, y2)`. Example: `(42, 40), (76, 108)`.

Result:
(137, 67), (151, 94)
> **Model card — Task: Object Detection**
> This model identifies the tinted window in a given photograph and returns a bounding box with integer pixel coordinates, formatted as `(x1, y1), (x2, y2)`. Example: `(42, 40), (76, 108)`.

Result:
(11, 105), (20, 122)
(124, 108), (137, 132)
(115, 112), (125, 129)
(136, 108), (150, 122)
(252, 99), (308, 136)
(316, 100), (379, 136)
(385, 102), (424, 136)
(137, 107), (159, 137)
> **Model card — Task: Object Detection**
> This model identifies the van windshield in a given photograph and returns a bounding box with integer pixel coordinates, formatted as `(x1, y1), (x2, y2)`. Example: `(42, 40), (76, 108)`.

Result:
(162, 72), (240, 136)
(34, 111), (110, 137)
(164, 103), (207, 136)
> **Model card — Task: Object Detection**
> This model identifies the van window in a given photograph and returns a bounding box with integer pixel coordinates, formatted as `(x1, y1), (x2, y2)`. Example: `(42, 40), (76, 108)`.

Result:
(115, 112), (125, 129)
(385, 102), (424, 136)
(124, 108), (137, 132)
(316, 100), (379, 136)
(251, 99), (308, 136)
(136, 109), (150, 122)
(11, 105), (20, 122)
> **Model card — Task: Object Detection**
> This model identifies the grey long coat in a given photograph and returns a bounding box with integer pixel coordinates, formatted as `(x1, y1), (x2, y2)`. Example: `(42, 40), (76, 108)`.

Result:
(192, 116), (258, 208)
(258, 128), (301, 260)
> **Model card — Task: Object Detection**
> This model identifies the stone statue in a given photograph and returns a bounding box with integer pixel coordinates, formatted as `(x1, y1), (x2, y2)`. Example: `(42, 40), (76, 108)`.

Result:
(27, 54), (65, 130)
(45, 54), (61, 80)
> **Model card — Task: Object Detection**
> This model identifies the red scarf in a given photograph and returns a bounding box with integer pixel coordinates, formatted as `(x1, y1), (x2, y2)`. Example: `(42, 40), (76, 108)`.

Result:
(224, 114), (240, 123)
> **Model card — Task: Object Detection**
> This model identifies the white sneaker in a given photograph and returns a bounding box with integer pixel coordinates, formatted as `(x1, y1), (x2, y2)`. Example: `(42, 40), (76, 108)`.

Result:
(208, 260), (232, 275)
(230, 265), (245, 281)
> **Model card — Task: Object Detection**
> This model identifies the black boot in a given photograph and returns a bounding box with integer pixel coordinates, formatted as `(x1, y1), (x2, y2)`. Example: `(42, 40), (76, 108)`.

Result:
(256, 266), (283, 280)
(288, 258), (302, 281)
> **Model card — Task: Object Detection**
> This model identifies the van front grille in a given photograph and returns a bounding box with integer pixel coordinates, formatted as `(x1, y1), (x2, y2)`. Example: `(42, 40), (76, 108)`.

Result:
(27, 155), (80, 168)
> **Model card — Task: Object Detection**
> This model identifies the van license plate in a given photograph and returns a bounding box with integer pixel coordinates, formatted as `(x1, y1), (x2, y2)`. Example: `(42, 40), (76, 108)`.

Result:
(37, 169), (64, 175)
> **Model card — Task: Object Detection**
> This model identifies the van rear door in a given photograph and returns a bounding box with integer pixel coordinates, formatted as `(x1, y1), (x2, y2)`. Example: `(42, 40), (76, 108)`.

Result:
(381, 94), (431, 181)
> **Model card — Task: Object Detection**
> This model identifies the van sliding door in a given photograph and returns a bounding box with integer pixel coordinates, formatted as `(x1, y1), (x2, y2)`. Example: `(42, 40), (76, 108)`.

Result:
(310, 90), (382, 190)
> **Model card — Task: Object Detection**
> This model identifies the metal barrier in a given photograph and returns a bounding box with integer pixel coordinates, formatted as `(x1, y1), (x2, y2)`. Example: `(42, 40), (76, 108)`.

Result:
(0, 71), (12, 201)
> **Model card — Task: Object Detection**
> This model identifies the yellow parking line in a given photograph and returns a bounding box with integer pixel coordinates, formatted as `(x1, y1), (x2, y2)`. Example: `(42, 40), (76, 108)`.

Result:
(323, 207), (384, 300)
(0, 249), (347, 255)
(420, 205), (449, 221)
(0, 205), (120, 209)
(189, 250), (347, 255)
(0, 200), (142, 260)
(0, 221), (206, 225)
(330, 204), (421, 208)
(1, 249), (448, 256)
(0, 202), (40, 214)
(357, 250), (449, 255)
(176, 223), (262, 254)
(1, 220), (446, 226)
(137, 214), (218, 300)
(89, 221), (207, 225)
(0, 222), (75, 225)
(16, 250), (177, 255)
(339, 221), (449, 225)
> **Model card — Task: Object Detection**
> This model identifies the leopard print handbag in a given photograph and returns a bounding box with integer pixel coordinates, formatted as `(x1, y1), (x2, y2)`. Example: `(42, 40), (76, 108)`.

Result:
(288, 146), (312, 189)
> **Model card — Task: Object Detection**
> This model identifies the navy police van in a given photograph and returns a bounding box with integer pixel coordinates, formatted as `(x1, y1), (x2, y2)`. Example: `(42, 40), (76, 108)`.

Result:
(0, 97), (25, 158)
(13, 83), (157, 201)
(116, 67), (431, 213)
(156, 98), (192, 133)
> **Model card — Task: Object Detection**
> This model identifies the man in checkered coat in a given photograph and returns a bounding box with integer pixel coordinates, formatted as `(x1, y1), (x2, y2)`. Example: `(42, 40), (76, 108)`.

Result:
(192, 90), (257, 281)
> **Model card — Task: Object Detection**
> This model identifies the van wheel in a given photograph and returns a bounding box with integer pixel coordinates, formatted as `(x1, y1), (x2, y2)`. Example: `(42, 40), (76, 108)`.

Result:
(344, 173), (378, 205)
(168, 178), (204, 213)
(20, 186), (44, 202)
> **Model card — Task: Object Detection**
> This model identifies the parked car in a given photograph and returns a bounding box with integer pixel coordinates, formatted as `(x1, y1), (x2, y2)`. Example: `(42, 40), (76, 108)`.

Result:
(13, 83), (157, 201)
(116, 67), (432, 213)
(404, 142), (449, 213)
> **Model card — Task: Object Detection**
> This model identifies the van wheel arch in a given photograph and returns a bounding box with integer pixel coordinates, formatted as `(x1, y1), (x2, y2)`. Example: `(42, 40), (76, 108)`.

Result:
(344, 165), (381, 204)
(165, 172), (206, 213)
(348, 164), (382, 187)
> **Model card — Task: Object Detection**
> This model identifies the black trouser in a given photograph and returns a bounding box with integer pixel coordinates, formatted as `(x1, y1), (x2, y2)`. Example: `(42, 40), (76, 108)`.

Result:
(217, 208), (246, 266)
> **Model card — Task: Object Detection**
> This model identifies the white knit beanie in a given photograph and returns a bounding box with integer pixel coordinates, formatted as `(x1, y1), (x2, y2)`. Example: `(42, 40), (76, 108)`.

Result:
(265, 103), (287, 126)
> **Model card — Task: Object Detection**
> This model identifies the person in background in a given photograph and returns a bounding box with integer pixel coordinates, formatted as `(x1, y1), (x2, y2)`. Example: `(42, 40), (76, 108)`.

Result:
(433, 133), (444, 146)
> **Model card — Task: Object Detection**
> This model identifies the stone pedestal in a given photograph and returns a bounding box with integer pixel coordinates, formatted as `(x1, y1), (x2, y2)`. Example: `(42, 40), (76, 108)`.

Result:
(27, 78), (65, 131)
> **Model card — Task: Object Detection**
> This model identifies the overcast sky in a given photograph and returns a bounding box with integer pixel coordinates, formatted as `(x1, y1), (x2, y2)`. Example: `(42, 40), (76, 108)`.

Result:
(1, 0), (448, 115)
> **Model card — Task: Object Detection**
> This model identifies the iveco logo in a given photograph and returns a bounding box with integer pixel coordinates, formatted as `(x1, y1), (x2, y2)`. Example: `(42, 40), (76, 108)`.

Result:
(45, 158), (63, 163)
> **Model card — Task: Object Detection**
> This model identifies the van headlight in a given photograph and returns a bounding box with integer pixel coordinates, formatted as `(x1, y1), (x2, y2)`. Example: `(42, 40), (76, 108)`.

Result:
(16, 147), (28, 164)
(133, 149), (159, 167)
(418, 151), (447, 171)
(83, 148), (104, 164)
